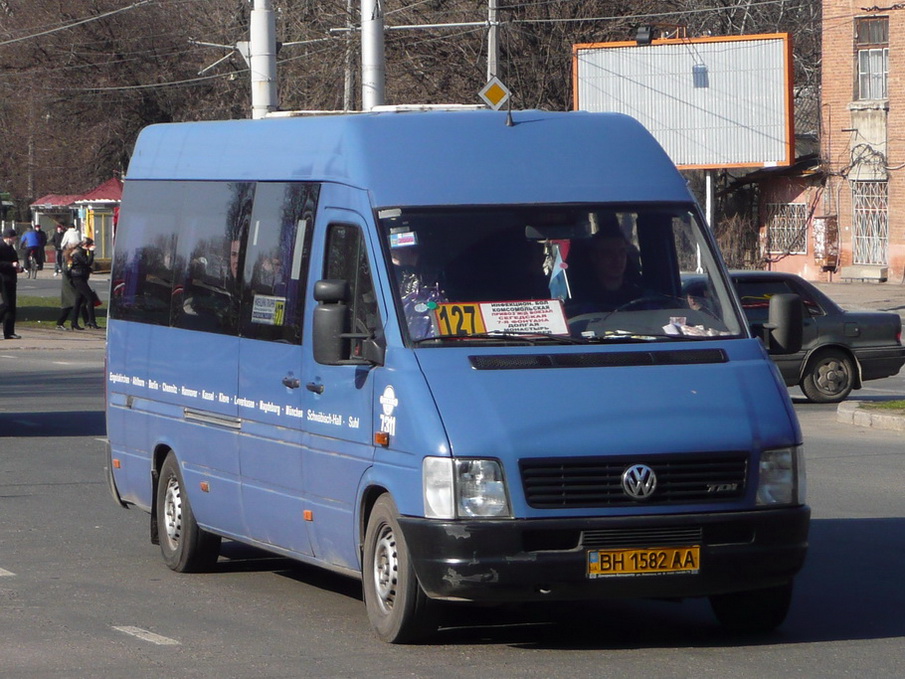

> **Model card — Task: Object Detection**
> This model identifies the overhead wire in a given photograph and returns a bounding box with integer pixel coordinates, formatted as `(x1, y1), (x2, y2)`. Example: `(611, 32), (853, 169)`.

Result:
(5, 0), (822, 96)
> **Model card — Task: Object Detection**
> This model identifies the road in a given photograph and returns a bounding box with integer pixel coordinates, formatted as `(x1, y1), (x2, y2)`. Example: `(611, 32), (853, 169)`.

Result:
(1, 348), (904, 678)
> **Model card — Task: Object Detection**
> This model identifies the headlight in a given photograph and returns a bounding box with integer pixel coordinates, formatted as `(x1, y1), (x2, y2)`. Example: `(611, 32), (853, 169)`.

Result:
(423, 457), (511, 519)
(756, 446), (805, 506)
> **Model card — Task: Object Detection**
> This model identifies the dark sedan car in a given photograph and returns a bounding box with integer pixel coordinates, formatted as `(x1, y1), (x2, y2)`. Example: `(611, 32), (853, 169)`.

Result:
(726, 271), (905, 403)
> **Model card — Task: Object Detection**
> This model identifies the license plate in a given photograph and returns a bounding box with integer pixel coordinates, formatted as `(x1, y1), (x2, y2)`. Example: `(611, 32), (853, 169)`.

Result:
(587, 546), (700, 578)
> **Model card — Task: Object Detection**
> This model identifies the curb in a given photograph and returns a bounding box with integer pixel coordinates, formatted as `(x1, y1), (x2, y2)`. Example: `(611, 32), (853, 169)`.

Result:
(836, 401), (905, 433)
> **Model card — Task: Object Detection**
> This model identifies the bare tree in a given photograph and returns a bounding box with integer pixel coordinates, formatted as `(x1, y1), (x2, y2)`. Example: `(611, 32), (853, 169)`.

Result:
(0, 0), (821, 219)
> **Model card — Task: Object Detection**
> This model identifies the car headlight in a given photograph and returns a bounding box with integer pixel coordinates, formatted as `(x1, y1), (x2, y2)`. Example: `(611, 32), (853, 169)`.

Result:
(756, 446), (805, 506)
(423, 457), (511, 519)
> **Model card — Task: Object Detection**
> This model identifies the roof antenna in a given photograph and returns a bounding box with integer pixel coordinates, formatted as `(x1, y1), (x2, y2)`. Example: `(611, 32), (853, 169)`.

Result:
(505, 97), (514, 127)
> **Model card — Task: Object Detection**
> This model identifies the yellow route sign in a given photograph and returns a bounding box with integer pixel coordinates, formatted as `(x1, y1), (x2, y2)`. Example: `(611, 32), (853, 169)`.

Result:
(479, 77), (511, 111)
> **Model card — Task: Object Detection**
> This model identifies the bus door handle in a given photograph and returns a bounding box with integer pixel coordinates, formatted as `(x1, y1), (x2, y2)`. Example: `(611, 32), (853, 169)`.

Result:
(282, 376), (301, 389)
(306, 382), (325, 394)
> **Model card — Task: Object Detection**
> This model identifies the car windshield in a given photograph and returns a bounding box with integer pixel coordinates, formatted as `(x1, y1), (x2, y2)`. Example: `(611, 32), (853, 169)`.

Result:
(378, 205), (745, 345)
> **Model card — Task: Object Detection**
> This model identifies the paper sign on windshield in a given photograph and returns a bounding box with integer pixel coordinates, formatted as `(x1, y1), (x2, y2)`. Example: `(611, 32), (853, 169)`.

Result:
(434, 300), (568, 336)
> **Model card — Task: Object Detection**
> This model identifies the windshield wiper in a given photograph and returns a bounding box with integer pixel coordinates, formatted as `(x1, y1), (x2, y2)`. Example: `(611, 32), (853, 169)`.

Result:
(579, 331), (692, 343)
(413, 330), (587, 346)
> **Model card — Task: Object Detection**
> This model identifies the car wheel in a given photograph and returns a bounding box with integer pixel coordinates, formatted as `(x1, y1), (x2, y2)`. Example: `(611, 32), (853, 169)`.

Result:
(157, 452), (221, 572)
(363, 495), (436, 643)
(710, 582), (793, 633)
(800, 349), (854, 403)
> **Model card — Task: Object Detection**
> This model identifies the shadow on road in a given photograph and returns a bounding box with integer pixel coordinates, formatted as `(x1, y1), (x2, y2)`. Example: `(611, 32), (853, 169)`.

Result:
(0, 409), (105, 437)
(208, 518), (905, 649)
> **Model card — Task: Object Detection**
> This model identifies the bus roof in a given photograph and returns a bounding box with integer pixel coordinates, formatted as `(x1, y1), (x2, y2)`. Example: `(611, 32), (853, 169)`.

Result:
(125, 110), (693, 208)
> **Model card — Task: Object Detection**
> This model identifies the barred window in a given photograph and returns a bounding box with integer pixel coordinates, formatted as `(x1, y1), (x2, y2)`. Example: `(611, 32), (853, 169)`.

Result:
(855, 16), (888, 100)
(851, 180), (889, 265)
(764, 203), (808, 255)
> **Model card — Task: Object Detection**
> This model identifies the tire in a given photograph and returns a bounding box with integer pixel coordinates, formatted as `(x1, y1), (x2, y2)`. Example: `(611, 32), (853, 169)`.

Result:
(363, 495), (436, 643)
(800, 349), (854, 403)
(709, 582), (793, 633)
(156, 452), (221, 573)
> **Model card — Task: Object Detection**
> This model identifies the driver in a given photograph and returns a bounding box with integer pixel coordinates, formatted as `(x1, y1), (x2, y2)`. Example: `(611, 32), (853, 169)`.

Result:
(568, 220), (643, 313)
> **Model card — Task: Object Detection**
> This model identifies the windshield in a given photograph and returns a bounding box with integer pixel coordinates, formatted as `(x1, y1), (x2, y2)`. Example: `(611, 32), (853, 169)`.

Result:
(378, 205), (744, 345)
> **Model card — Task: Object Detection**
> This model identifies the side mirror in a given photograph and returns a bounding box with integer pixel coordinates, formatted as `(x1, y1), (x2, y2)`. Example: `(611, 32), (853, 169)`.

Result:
(312, 279), (384, 366)
(762, 293), (803, 354)
(314, 279), (349, 304)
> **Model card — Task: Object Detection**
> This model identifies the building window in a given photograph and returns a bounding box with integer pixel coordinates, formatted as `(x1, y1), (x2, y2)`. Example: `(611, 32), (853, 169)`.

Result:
(764, 203), (808, 255)
(851, 180), (889, 265)
(855, 16), (888, 100)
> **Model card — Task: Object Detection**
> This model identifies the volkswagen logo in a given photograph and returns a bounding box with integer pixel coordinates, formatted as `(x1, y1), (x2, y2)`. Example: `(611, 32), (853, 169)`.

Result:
(622, 464), (657, 500)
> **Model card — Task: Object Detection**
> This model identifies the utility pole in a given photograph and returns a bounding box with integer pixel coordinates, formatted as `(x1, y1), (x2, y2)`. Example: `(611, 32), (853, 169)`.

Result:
(487, 0), (499, 80)
(245, 0), (278, 119)
(344, 0), (355, 110)
(361, 0), (386, 110)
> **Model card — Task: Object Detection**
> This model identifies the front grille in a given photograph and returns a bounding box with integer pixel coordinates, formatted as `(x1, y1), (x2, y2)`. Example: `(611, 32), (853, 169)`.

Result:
(520, 453), (747, 509)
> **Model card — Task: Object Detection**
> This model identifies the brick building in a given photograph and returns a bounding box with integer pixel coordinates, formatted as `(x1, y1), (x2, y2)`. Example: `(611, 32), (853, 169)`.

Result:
(821, 1), (905, 282)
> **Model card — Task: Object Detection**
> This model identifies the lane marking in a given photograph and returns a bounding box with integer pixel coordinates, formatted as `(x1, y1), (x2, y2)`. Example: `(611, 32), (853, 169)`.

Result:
(112, 626), (181, 646)
(0, 568), (15, 577)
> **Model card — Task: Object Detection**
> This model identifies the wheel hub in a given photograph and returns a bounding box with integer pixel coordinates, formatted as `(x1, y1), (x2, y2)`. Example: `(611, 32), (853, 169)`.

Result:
(163, 477), (183, 546)
(373, 525), (398, 614)
(816, 360), (847, 394)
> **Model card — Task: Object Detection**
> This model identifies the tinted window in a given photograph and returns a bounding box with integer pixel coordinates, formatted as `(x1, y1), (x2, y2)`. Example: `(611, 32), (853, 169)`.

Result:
(239, 183), (318, 343)
(110, 180), (180, 326)
(170, 182), (254, 335)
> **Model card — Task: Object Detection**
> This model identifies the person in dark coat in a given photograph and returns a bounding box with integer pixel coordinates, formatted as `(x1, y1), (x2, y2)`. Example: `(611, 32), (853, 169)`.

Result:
(66, 238), (99, 330)
(51, 223), (66, 276)
(0, 228), (24, 339)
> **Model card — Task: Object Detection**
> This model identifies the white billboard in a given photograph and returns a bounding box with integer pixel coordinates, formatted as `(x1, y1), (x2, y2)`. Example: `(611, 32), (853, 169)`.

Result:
(573, 34), (794, 169)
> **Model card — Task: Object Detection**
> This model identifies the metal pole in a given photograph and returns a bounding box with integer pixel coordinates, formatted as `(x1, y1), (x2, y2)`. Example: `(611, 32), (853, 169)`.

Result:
(344, 0), (355, 110)
(249, 0), (278, 119)
(487, 0), (499, 80)
(361, 0), (385, 110)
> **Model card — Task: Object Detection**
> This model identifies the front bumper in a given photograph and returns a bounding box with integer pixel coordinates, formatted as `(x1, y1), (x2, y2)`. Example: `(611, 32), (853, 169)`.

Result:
(399, 506), (809, 602)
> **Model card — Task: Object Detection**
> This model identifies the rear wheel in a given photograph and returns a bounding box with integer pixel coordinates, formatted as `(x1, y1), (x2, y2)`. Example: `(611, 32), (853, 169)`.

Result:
(156, 452), (221, 572)
(709, 582), (793, 633)
(363, 495), (435, 643)
(800, 349), (854, 403)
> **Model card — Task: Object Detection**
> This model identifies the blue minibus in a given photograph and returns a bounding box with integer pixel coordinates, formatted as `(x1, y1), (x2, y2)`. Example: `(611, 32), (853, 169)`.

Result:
(106, 109), (809, 643)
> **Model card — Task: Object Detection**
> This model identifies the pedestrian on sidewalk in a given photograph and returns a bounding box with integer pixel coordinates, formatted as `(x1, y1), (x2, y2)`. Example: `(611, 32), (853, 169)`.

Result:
(66, 238), (99, 330)
(55, 258), (86, 330)
(51, 222), (66, 276)
(0, 228), (24, 339)
(60, 223), (82, 251)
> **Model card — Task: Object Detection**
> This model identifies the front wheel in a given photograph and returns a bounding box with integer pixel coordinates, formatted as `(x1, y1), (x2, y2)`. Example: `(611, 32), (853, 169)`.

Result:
(156, 452), (221, 572)
(709, 582), (793, 633)
(800, 349), (854, 403)
(363, 495), (435, 643)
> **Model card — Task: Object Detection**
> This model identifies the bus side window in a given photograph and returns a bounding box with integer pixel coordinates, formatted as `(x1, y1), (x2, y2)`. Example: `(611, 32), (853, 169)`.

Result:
(171, 182), (254, 336)
(109, 181), (179, 327)
(239, 183), (319, 343)
(323, 223), (380, 359)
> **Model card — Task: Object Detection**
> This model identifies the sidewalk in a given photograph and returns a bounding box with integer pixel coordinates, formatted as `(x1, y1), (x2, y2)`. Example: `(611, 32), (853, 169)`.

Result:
(811, 279), (905, 320)
(0, 325), (106, 351)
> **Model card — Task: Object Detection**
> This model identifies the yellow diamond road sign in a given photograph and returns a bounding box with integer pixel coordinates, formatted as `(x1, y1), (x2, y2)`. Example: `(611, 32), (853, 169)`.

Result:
(479, 77), (511, 111)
